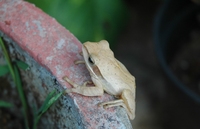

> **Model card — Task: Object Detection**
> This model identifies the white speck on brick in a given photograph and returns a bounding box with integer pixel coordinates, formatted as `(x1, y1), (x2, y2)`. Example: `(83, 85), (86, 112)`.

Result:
(46, 55), (54, 61)
(32, 20), (45, 37)
(68, 65), (76, 73)
(25, 21), (30, 31)
(67, 41), (79, 53)
(0, 3), (8, 19)
(55, 65), (62, 75)
(57, 38), (65, 49)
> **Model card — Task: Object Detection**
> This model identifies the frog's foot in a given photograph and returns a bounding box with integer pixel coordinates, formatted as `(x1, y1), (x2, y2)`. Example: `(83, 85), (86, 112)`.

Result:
(98, 99), (124, 109)
(63, 76), (79, 88)
(99, 90), (135, 120)
(65, 88), (73, 94)
(83, 81), (93, 87)
(63, 76), (81, 94)
(100, 100), (134, 119)
(98, 99), (133, 119)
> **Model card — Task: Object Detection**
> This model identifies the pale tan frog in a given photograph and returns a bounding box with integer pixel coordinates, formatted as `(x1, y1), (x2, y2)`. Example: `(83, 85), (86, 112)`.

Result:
(63, 40), (136, 120)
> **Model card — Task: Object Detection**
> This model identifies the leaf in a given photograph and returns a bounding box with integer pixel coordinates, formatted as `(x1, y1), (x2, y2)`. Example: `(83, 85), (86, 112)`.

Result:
(37, 90), (56, 115)
(13, 65), (30, 129)
(33, 90), (62, 129)
(38, 90), (63, 115)
(0, 65), (10, 76)
(0, 37), (30, 128)
(0, 60), (29, 76)
(0, 100), (13, 108)
(16, 60), (29, 70)
(0, 37), (15, 79)
(41, 91), (63, 114)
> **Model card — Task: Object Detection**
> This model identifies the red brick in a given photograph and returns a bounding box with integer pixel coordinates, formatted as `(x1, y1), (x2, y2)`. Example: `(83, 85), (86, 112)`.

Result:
(0, 0), (132, 128)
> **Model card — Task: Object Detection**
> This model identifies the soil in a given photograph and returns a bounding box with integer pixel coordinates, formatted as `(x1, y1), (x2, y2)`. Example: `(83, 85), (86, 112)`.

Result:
(0, 77), (23, 129)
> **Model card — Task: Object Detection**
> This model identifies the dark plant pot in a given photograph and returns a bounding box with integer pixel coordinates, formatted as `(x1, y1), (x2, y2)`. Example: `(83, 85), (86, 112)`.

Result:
(154, 0), (200, 103)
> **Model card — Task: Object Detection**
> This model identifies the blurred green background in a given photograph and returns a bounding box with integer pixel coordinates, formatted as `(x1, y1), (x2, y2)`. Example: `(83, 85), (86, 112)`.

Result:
(26, 0), (129, 47)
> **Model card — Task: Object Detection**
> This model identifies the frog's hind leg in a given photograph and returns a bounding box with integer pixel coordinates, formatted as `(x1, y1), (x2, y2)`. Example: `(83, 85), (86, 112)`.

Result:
(98, 89), (135, 120)
(99, 99), (131, 116)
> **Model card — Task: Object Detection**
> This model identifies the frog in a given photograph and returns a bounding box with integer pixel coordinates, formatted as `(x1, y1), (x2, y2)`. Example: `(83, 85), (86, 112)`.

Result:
(63, 40), (136, 120)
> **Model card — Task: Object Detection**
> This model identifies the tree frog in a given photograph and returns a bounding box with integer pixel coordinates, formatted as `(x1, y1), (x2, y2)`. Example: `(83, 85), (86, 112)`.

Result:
(63, 40), (136, 120)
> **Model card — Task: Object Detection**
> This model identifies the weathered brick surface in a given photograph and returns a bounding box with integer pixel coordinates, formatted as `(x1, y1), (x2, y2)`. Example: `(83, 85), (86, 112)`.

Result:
(0, 0), (132, 128)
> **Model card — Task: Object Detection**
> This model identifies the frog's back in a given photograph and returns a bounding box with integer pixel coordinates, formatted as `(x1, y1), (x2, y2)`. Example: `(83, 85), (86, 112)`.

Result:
(98, 57), (136, 95)
(88, 40), (136, 95)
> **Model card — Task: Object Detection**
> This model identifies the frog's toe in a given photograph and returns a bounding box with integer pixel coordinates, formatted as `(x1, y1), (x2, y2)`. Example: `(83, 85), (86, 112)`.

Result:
(98, 102), (107, 109)
(98, 102), (103, 107)
(65, 89), (73, 94)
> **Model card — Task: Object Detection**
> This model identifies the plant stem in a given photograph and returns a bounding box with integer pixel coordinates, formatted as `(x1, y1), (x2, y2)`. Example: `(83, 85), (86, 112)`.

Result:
(0, 37), (30, 129)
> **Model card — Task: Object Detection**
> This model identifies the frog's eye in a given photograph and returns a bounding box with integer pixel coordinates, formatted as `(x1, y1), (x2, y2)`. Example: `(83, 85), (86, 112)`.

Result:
(88, 56), (95, 65)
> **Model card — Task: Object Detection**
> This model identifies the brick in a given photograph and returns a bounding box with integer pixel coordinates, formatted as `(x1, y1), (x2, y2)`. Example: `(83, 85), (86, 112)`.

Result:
(0, 0), (132, 128)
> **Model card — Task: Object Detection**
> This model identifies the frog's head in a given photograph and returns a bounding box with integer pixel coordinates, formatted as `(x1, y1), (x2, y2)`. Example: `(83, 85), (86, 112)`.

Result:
(82, 40), (113, 79)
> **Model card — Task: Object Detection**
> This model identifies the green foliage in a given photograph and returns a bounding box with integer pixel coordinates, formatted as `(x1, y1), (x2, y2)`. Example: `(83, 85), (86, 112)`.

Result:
(33, 90), (63, 129)
(26, 0), (128, 47)
(0, 100), (13, 108)
(0, 37), (30, 129)
(15, 60), (29, 70)
(0, 65), (10, 76)
(0, 61), (29, 76)
(0, 37), (63, 129)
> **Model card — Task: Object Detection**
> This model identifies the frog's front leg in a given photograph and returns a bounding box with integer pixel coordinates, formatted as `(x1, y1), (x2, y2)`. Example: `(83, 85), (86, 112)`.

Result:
(63, 76), (104, 96)
(74, 52), (84, 64)
(98, 89), (135, 120)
